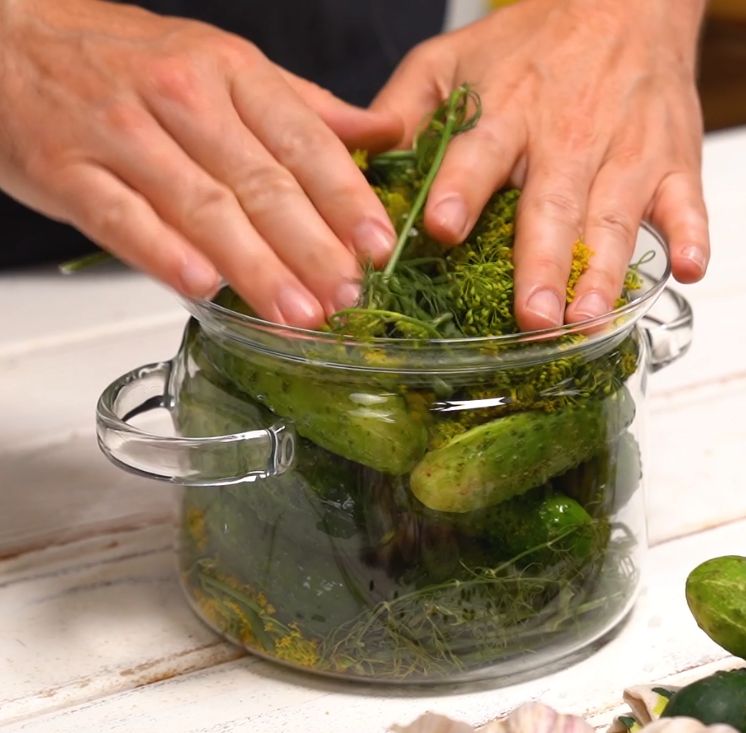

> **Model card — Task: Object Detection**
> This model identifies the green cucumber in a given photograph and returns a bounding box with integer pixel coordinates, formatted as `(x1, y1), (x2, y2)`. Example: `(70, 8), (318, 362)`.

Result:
(410, 387), (635, 513)
(686, 555), (746, 660)
(459, 489), (602, 567)
(661, 668), (746, 731)
(197, 331), (428, 475)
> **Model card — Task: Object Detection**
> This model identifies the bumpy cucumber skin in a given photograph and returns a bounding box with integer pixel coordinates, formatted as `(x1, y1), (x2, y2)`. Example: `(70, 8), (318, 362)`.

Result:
(201, 335), (428, 475)
(661, 669), (746, 730)
(686, 555), (746, 660)
(410, 388), (635, 513)
(462, 490), (599, 566)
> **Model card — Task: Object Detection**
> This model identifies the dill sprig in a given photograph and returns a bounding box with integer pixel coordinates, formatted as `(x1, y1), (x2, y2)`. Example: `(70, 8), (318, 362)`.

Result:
(319, 522), (636, 679)
(381, 84), (481, 280)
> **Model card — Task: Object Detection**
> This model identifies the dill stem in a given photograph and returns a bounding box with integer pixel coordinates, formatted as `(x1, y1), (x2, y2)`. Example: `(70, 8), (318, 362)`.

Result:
(382, 86), (466, 279)
(59, 250), (113, 274)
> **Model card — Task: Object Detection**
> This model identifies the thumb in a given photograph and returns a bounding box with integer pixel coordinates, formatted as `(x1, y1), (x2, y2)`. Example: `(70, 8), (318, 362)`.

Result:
(281, 70), (403, 153)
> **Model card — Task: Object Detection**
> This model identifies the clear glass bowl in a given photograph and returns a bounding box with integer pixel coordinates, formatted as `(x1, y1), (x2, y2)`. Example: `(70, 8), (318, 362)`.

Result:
(97, 224), (693, 685)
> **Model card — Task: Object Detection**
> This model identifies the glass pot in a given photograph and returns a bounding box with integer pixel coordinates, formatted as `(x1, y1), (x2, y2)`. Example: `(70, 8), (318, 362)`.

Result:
(96, 225), (692, 684)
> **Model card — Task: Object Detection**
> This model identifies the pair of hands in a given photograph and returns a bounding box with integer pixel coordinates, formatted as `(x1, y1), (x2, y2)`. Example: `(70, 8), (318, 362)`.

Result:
(0, 0), (710, 331)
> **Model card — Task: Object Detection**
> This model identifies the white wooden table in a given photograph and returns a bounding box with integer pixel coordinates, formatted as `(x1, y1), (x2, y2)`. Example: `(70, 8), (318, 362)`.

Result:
(2, 128), (746, 733)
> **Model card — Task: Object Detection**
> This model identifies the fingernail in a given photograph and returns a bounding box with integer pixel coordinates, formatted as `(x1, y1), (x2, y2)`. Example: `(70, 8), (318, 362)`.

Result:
(680, 245), (707, 273)
(431, 196), (468, 239)
(276, 287), (322, 326)
(180, 258), (220, 298)
(353, 220), (395, 262)
(572, 291), (609, 320)
(525, 288), (563, 326)
(333, 281), (361, 311)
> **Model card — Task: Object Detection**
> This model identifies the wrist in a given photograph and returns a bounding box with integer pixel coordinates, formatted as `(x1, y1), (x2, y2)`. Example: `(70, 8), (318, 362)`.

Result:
(566, 0), (706, 68)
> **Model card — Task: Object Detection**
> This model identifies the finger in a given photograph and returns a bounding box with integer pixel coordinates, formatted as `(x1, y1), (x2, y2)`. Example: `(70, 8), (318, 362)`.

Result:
(565, 162), (653, 323)
(92, 103), (325, 327)
(280, 70), (403, 153)
(52, 163), (221, 299)
(513, 158), (593, 331)
(424, 110), (525, 245)
(230, 69), (397, 266)
(369, 44), (450, 146)
(648, 171), (709, 283)
(143, 87), (366, 313)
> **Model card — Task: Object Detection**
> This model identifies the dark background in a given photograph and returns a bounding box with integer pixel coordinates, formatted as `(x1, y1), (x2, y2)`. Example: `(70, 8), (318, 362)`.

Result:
(699, 8), (746, 131)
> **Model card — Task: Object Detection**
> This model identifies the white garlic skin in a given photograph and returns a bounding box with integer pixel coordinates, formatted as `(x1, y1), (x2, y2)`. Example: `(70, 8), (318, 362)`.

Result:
(480, 702), (595, 733)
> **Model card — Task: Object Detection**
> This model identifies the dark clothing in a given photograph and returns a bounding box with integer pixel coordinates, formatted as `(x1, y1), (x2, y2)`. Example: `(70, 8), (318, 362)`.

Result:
(1, 1), (446, 267)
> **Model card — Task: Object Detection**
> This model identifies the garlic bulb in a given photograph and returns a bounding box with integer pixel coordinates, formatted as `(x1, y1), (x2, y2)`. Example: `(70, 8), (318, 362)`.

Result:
(390, 702), (595, 733)
(479, 703), (595, 733)
(389, 712), (474, 733)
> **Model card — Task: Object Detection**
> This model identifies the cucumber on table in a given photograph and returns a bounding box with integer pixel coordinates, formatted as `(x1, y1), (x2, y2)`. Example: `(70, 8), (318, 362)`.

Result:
(410, 387), (636, 513)
(686, 555), (746, 660)
(661, 668), (746, 731)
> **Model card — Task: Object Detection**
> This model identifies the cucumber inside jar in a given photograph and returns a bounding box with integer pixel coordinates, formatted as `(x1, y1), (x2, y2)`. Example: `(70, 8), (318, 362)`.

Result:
(174, 318), (643, 681)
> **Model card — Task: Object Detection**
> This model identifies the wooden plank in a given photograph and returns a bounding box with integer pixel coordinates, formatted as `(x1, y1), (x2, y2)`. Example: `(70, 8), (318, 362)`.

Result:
(0, 436), (173, 556)
(3, 519), (743, 733)
(0, 264), (182, 353)
(0, 526), (241, 725)
(0, 321), (184, 455)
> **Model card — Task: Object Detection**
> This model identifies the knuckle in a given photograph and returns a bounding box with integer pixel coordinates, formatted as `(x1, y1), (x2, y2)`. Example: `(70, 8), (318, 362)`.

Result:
(550, 117), (598, 154)
(469, 125), (508, 157)
(404, 37), (445, 67)
(607, 147), (646, 169)
(183, 182), (236, 227)
(526, 190), (583, 228)
(146, 56), (203, 109)
(210, 33), (258, 68)
(592, 210), (636, 242)
(273, 125), (328, 168)
(580, 269), (619, 301)
(82, 193), (133, 240)
(528, 255), (569, 284)
(99, 101), (150, 139)
(234, 165), (300, 213)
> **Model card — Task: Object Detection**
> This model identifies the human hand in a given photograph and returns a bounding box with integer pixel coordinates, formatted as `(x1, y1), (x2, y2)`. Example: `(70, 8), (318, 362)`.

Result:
(0, 0), (402, 326)
(373, 0), (710, 331)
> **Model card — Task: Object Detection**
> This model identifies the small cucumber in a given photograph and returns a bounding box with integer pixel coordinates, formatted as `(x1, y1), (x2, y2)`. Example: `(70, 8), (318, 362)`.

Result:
(661, 668), (746, 731)
(410, 387), (635, 513)
(686, 555), (746, 660)
(198, 331), (428, 475)
(459, 489), (602, 567)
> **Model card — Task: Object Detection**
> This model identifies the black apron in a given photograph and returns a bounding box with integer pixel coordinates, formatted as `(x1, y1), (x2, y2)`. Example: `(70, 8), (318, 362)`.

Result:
(1, 0), (446, 267)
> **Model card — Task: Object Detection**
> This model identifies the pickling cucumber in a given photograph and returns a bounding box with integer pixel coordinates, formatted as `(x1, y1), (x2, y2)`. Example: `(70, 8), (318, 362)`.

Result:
(197, 331), (429, 475)
(458, 488), (602, 567)
(686, 555), (746, 660)
(410, 387), (635, 513)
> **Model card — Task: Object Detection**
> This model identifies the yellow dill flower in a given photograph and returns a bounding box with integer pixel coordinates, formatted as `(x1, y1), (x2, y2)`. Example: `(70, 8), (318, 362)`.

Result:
(374, 187), (413, 231)
(566, 240), (593, 303)
(274, 624), (320, 668)
(184, 506), (208, 552)
(351, 149), (368, 171)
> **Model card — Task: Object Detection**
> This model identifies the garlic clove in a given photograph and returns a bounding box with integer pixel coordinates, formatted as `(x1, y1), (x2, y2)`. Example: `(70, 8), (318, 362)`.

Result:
(390, 712), (475, 733)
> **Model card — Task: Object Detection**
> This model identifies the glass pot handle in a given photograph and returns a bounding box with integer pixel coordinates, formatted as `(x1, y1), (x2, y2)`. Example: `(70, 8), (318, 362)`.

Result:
(641, 286), (693, 373)
(96, 361), (295, 486)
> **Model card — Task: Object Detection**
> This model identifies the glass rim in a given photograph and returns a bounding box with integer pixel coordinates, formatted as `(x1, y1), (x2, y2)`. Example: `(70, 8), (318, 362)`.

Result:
(183, 223), (670, 353)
